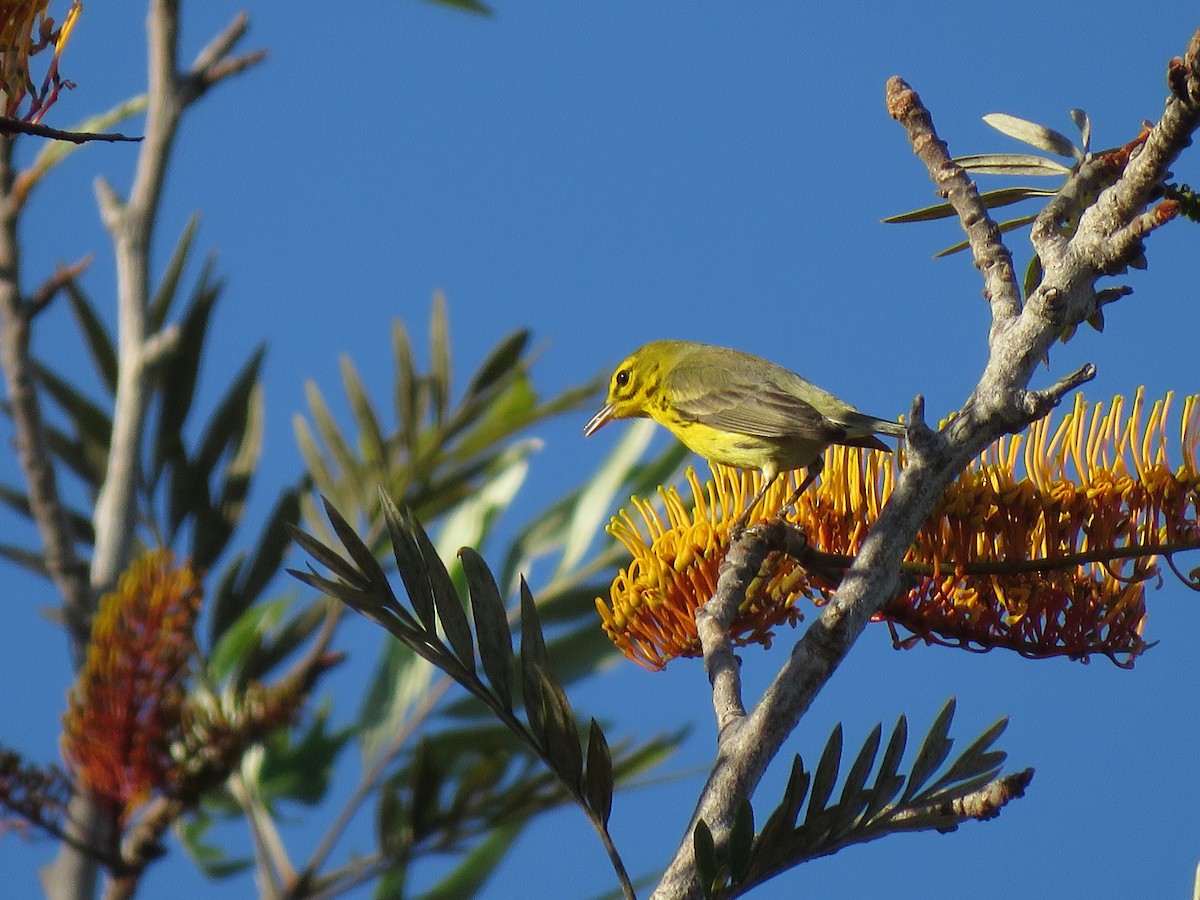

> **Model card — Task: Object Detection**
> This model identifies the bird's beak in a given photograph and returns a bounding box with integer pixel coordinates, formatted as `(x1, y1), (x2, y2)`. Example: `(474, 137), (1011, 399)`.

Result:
(583, 403), (616, 437)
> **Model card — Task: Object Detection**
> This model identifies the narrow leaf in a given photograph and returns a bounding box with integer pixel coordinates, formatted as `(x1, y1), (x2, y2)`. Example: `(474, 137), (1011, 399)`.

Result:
(322, 496), (388, 590)
(584, 719), (614, 826)
(983, 112), (1081, 159)
(805, 723), (843, 822)
(463, 330), (528, 399)
(63, 281), (117, 394)
(829, 724), (881, 838)
(693, 820), (718, 899)
(538, 668), (582, 789)
(863, 715), (908, 822)
(903, 698), (957, 802)
(415, 822), (522, 900)
(149, 214), (201, 332)
(953, 152), (1072, 176)
(429, 290), (452, 425)
(407, 506), (475, 672)
(519, 578), (548, 741)
(460, 547), (514, 708)
(288, 522), (371, 591)
(760, 755), (809, 846)
(379, 489), (436, 633)
(392, 319), (421, 458)
(729, 798), (755, 883)
(341, 354), (388, 470)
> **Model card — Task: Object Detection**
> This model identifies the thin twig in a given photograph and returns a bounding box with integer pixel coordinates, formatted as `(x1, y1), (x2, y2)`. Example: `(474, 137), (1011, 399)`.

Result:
(0, 116), (142, 143)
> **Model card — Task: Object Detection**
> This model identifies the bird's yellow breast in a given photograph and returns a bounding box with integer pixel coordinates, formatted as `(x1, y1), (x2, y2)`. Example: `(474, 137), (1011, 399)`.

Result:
(647, 411), (825, 479)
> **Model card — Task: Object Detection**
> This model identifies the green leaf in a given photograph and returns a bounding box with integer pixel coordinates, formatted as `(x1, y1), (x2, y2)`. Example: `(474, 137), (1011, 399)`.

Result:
(982, 112), (1081, 159)
(237, 600), (329, 685)
(862, 715), (908, 822)
(882, 186), (1057, 225)
(413, 823), (523, 900)
(584, 719), (614, 827)
(902, 698), (957, 803)
(953, 153), (1072, 176)
(322, 495), (389, 592)
(423, 0), (494, 15)
(205, 595), (291, 685)
(151, 256), (222, 486)
(409, 741), (442, 841)
(429, 290), (452, 425)
(538, 668), (582, 789)
(177, 809), (254, 880)
(805, 722), (843, 823)
(149, 214), (201, 333)
(192, 346), (266, 484)
(460, 547), (514, 708)
(31, 360), (112, 453)
(932, 214), (1039, 259)
(288, 521), (372, 592)
(63, 280), (117, 395)
(392, 318), (422, 460)
(303, 378), (362, 496)
(209, 486), (302, 645)
(341, 354), (388, 471)
(557, 418), (657, 579)
(258, 705), (353, 806)
(829, 724), (880, 838)
(380, 490), (437, 633)
(192, 370), (266, 571)
(0, 542), (50, 576)
(729, 798), (755, 883)
(693, 819), (719, 899)
(407, 505), (475, 672)
(519, 578), (548, 741)
(920, 716), (1009, 801)
(357, 636), (431, 766)
(759, 755), (809, 847)
(1023, 254), (1044, 300)
(463, 330), (528, 400)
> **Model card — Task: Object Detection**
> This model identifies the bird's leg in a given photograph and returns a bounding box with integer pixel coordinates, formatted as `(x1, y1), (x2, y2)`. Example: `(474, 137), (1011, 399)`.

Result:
(778, 458), (823, 519)
(731, 473), (778, 536)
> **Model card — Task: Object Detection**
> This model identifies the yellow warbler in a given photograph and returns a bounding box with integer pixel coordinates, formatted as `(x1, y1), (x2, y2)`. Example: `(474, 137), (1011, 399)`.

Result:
(584, 340), (905, 527)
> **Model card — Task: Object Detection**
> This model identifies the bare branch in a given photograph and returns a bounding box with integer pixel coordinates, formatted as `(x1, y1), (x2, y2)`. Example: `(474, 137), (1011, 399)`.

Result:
(27, 256), (92, 318)
(0, 116), (141, 144)
(886, 77), (1023, 328)
(889, 768), (1035, 831)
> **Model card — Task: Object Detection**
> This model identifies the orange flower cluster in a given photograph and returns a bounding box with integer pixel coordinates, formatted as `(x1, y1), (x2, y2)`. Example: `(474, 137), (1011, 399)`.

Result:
(597, 391), (1200, 670)
(61, 549), (201, 822)
(0, 0), (80, 122)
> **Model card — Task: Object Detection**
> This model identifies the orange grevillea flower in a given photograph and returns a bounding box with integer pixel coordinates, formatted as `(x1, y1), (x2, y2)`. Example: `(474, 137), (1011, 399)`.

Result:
(597, 390), (1200, 670)
(61, 549), (201, 822)
(0, 0), (80, 122)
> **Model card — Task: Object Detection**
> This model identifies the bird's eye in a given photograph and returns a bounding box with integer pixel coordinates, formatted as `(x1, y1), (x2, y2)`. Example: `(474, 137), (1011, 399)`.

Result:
(615, 368), (631, 388)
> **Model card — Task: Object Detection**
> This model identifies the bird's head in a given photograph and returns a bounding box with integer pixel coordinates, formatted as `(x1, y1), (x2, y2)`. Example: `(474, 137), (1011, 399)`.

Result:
(583, 342), (674, 436)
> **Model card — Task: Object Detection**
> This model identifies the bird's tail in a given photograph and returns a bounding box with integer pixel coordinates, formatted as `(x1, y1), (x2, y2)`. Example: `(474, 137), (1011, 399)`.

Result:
(863, 415), (906, 438)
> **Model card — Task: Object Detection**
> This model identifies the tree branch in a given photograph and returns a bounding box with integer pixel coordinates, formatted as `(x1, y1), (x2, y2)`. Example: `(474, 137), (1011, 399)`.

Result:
(43, 5), (267, 898)
(651, 26), (1200, 899)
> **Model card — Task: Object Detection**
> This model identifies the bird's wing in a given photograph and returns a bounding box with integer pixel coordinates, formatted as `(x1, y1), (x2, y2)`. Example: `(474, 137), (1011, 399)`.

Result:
(667, 360), (845, 441)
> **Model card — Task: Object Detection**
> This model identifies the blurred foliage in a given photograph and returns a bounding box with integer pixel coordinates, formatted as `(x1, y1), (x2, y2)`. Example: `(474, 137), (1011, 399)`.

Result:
(281, 294), (691, 897)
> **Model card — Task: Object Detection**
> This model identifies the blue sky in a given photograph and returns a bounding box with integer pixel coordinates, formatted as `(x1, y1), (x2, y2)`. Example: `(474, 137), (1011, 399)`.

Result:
(2, 2), (1198, 898)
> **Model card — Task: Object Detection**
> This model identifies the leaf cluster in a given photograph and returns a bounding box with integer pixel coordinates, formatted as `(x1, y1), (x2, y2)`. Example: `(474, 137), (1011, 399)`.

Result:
(693, 699), (1014, 898)
(292, 491), (680, 897)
